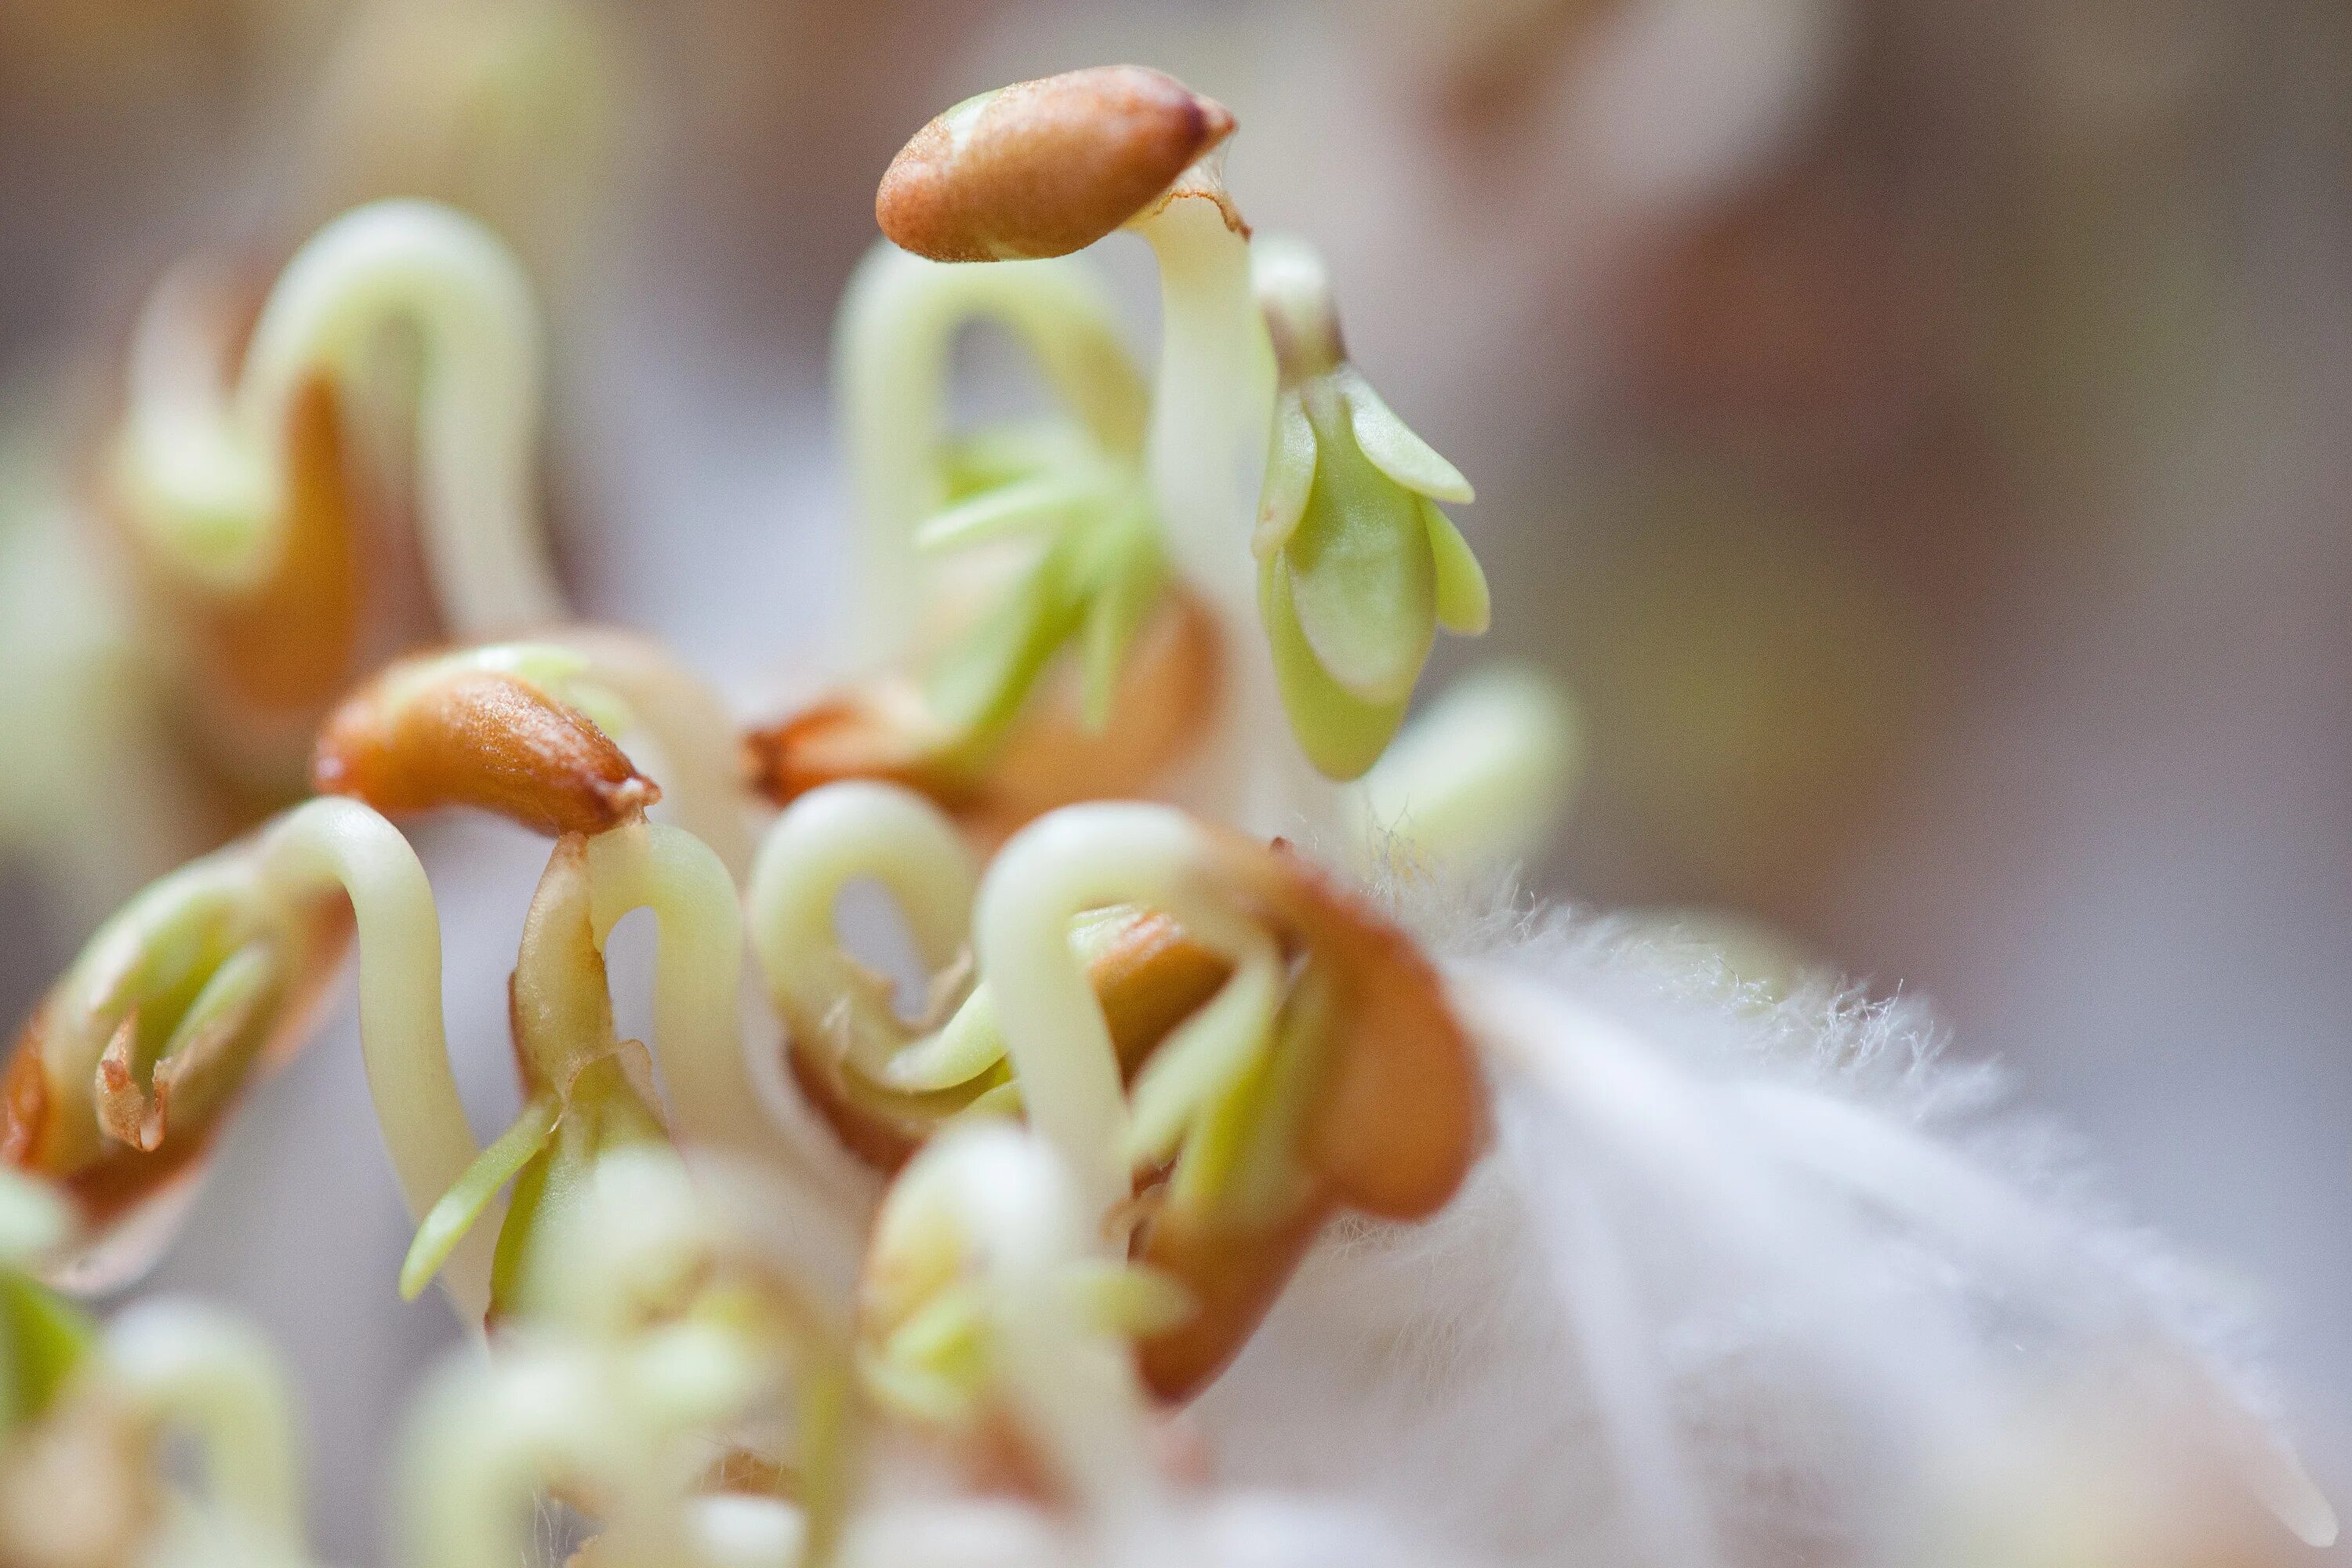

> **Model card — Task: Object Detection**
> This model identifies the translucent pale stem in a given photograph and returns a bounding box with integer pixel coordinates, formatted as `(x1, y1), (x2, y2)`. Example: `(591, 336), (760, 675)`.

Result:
(257, 798), (491, 1318)
(582, 823), (771, 1158)
(971, 804), (1230, 1226)
(123, 200), (564, 631)
(399, 1352), (642, 1568)
(103, 1299), (307, 1555)
(1132, 194), (1329, 837)
(746, 782), (978, 1054)
(896, 1128), (1163, 1526)
(1132, 197), (1269, 631)
(834, 244), (1145, 662)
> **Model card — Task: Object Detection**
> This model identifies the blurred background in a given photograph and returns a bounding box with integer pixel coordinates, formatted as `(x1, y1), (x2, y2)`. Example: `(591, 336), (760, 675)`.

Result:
(1, 0), (2347, 1557)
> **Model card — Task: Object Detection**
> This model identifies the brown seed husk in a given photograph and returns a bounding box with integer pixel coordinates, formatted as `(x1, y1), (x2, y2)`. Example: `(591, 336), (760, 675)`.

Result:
(1135, 1191), (1327, 1401)
(1, 887), (351, 1246)
(743, 589), (1221, 844)
(314, 659), (657, 837)
(172, 376), (368, 719)
(877, 66), (1236, 262)
(1209, 834), (1483, 1220)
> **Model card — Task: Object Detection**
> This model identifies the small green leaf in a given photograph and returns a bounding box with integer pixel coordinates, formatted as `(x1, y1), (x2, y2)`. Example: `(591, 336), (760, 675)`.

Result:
(487, 1142), (557, 1318)
(0, 1273), (93, 1428)
(1123, 954), (1283, 1171)
(924, 540), (1088, 759)
(915, 470), (1106, 554)
(142, 942), (279, 1137)
(1066, 1261), (1195, 1338)
(1424, 499), (1491, 636)
(953, 1080), (1024, 1121)
(884, 988), (1008, 1094)
(400, 1095), (559, 1301)
(1260, 556), (1413, 781)
(937, 419), (1092, 499)
(1078, 526), (1166, 733)
(1342, 369), (1473, 504)
(1283, 416), (1436, 706)
(1253, 390), (1319, 559)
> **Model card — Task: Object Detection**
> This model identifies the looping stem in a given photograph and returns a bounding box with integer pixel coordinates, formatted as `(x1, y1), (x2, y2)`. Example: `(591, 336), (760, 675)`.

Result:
(102, 1298), (308, 1557)
(256, 797), (488, 1318)
(582, 822), (768, 1158)
(746, 781), (978, 1077)
(971, 803), (1254, 1228)
(120, 199), (563, 636)
(834, 243), (1147, 662)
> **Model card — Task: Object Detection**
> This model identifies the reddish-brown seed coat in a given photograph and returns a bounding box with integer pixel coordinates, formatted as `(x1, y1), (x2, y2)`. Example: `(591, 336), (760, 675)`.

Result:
(877, 66), (1236, 262)
(313, 661), (658, 837)
(1135, 1192), (1328, 1400)
(180, 376), (368, 717)
(0, 896), (351, 1233)
(1117, 835), (1481, 1399)
(1212, 835), (1483, 1219)
(742, 590), (1221, 843)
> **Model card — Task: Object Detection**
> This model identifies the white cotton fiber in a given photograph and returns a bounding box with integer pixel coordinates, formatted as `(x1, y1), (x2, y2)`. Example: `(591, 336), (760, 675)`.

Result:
(1191, 898), (2335, 1567)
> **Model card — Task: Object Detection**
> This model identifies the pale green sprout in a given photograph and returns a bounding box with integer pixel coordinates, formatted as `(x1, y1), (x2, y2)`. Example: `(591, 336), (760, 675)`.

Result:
(114, 198), (563, 635)
(100, 1299), (314, 1567)
(873, 71), (1326, 831)
(827, 245), (1183, 790)
(399, 819), (792, 1307)
(834, 244), (1149, 663)
(749, 786), (1286, 1229)
(253, 798), (496, 1316)
(971, 803), (1283, 1227)
(401, 1148), (861, 1568)
(913, 440), (1170, 762)
(1252, 236), (1490, 780)
(861, 1125), (1181, 1529)
(29, 841), (315, 1181)
(1355, 662), (1583, 878)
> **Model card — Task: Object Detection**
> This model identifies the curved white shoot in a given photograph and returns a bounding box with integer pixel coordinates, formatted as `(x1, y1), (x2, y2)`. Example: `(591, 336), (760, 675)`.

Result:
(102, 1299), (307, 1558)
(1129, 174), (1272, 634)
(581, 823), (771, 1159)
(256, 797), (490, 1318)
(876, 1126), (1166, 1527)
(118, 198), (562, 635)
(746, 782), (979, 1081)
(403, 1152), (819, 1568)
(835, 243), (1147, 659)
(971, 803), (1258, 1227)
(397, 1348), (647, 1568)
(1126, 172), (1323, 835)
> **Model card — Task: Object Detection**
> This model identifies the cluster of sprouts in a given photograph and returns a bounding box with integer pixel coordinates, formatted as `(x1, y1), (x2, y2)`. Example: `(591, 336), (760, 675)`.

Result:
(0, 59), (2332, 1568)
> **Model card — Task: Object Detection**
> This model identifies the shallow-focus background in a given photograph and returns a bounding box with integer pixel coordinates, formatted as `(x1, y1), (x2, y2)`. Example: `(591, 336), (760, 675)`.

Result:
(2, 0), (2347, 1557)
